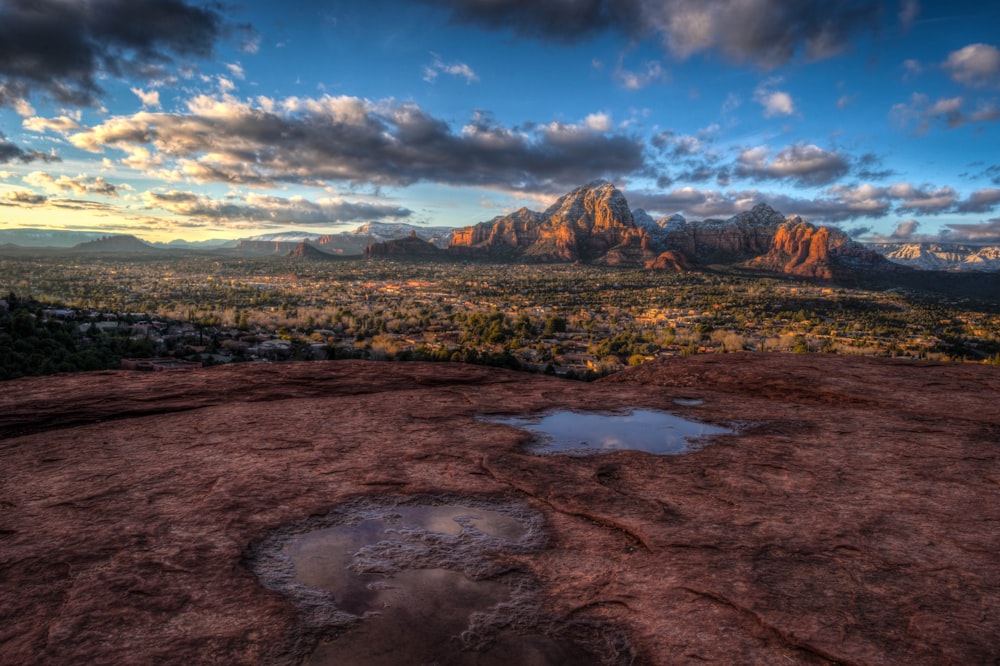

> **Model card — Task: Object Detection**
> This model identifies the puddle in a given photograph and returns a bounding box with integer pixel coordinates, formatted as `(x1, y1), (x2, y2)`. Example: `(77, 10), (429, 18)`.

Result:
(488, 408), (731, 456)
(673, 398), (704, 407)
(247, 497), (631, 665)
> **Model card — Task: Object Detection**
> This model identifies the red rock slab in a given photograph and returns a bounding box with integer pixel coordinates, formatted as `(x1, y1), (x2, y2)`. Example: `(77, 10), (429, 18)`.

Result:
(1, 355), (998, 664)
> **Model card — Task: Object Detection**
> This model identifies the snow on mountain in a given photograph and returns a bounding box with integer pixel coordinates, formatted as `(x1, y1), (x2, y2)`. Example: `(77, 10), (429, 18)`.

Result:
(244, 231), (322, 243)
(869, 243), (1000, 272)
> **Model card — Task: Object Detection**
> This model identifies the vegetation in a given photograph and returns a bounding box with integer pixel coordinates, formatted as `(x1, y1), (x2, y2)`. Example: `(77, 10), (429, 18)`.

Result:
(1, 252), (998, 381)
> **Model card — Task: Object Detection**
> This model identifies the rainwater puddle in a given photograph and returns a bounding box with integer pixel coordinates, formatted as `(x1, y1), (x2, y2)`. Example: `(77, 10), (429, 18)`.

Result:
(488, 408), (731, 456)
(248, 498), (624, 665)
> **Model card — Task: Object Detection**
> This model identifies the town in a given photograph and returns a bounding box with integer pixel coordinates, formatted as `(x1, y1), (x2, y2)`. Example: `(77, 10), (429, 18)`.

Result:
(2, 253), (999, 381)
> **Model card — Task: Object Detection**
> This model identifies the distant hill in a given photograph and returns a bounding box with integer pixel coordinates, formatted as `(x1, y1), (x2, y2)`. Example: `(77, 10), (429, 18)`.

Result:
(0, 228), (111, 248)
(232, 222), (455, 257)
(71, 235), (163, 254)
(151, 238), (239, 250)
(364, 231), (444, 259)
(287, 240), (341, 260)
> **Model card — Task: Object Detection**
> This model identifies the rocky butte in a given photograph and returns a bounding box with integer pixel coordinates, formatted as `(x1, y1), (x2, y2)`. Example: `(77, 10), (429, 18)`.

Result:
(366, 181), (897, 280)
(1, 354), (999, 664)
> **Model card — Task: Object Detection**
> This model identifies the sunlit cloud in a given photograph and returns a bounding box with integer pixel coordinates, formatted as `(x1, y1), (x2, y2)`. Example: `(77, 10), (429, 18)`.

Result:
(51, 93), (645, 193)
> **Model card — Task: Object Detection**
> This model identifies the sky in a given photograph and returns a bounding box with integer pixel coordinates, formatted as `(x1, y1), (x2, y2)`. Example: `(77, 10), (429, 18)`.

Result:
(1, 0), (999, 244)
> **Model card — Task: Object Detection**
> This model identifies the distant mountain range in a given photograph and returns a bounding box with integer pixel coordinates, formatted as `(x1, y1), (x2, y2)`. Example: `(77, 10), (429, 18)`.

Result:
(368, 181), (897, 280)
(869, 243), (1000, 272)
(0, 222), (454, 256)
(3, 192), (999, 273)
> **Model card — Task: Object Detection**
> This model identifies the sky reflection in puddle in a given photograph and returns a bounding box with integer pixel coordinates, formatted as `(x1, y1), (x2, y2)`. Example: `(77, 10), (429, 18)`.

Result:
(489, 408), (731, 456)
(275, 502), (601, 665)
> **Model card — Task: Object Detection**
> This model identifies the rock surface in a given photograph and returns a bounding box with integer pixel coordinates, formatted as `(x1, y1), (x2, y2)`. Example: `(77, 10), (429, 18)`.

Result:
(2, 355), (999, 664)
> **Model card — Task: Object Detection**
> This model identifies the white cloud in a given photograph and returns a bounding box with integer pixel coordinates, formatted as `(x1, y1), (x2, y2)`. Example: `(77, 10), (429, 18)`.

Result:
(583, 112), (612, 132)
(614, 59), (667, 90)
(943, 43), (1000, 88)
(23, 115), (82, 134)
(753, 79), (795, 117)
(423, 53), (479, 84)
(23, 171), (123, 197)
(131, 88), (161, 109)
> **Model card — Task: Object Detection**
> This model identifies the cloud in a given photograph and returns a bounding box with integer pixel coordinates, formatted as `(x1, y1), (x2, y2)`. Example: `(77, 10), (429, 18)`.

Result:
(888, 182), (958, 213)
(734, 143), (849, 186)
(652, 131), (705, 158)
(23, 116), (84, 134)
(142, 190), (413, 225)
(614, 59), (667, 90)
(955, 188), (1000, 214)
(423, 0), (887, 68)
(0, 190), (48, 206)
(423, 53), (479, 84)
(0, 132), (59, 164)
(132, 88), (161, 109)
(56, 94), (647, 193)
(943, 43), (1000, 89)
(943, 218), (1000, 244)
(627, 185), (890, 221)
(630, 179), (1000, 227)
(23, 171), (123, 197)
(0, 0), (222, 107)
(890, 219), (919, 239)
(899, 0), (920, 30)
(890, 93), (1000, 133)
(753, 79), (795, 117)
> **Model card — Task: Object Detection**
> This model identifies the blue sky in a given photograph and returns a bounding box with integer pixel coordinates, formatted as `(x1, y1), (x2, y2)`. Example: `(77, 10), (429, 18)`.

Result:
(1, 0), (999, 243)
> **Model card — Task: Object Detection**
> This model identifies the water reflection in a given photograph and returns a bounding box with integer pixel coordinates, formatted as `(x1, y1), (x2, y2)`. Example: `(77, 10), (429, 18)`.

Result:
(267, 501), (602, 665)
(489, 408), (731, 456)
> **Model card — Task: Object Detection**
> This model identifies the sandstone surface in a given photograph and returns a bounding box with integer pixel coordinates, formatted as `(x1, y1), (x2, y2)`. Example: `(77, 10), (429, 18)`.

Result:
(2, 355), (999, 664)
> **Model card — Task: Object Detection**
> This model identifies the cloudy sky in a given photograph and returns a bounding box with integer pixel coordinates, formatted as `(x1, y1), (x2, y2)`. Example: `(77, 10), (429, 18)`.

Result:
(1, 0), (999, 243)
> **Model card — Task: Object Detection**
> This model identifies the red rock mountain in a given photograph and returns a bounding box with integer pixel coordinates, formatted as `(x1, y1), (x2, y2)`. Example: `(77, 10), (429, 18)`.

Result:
(287, 241), (337, 260)
(367, 182), (896, 279)
(449, 181), (652, 263)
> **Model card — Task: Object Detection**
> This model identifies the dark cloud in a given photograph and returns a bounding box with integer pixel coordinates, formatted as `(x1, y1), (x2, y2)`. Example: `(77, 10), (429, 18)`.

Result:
(0, 0), (222, 106)
(889, 183), (958, 214)
(423, 0), (888, 68)
(0, 132), (59, 164)
(890, 94), (1000, 134)
(627, 182), (894, 222)
(889, 219), (920, 239)
(944, 218), (1000, 244)
(142, 190), (413, 225)
(734, 143), (850, 186)
(986, 165), (1000, 185)
(955, 188), (1000, 214)
(855, 153), (895, 180)
(0, 190), (48, 206)
(66, 95), (647, 193)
